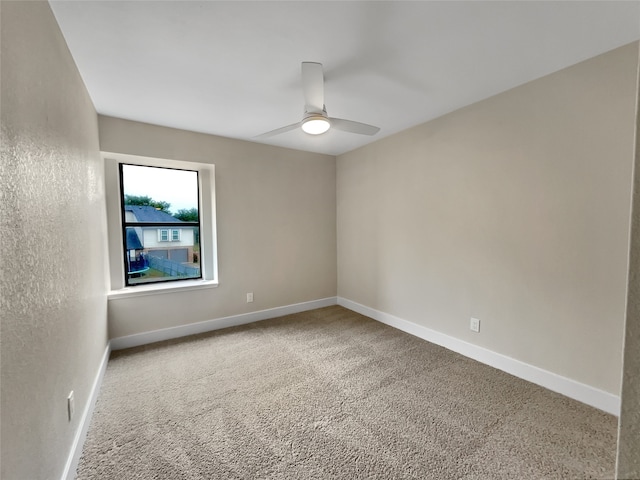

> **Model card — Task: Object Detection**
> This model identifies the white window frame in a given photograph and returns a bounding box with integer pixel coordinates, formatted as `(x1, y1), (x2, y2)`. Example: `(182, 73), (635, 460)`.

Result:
(171, 229), (181, 241)
(158, 229), (170, 242)
(104, 152), (218, 299)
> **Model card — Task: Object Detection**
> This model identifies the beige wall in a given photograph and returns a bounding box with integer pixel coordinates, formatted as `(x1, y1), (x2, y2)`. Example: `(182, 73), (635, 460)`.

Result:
(0, 2), (109, 479)
(99, 116), (337, 338)
(337, 43), (639, 395)
(616, 47), (640, 480)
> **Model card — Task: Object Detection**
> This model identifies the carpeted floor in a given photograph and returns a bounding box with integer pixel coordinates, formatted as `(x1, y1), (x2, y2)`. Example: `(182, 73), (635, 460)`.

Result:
(76, 306), (617, 479)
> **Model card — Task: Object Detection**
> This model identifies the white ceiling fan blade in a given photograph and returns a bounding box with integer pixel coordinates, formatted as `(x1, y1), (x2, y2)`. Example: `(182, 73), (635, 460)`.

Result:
(301, 62), (324, 113)
(254, 122), (300, 139)
(329, 118), (380, 136)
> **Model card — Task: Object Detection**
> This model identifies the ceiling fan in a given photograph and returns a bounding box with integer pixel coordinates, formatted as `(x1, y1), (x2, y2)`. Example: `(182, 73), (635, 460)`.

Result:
(255, 62), (380, 139)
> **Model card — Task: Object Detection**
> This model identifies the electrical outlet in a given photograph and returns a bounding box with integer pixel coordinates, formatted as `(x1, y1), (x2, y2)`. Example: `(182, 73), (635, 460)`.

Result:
(67, 391), (75, 421)
(470, 317), (480, 333)
(246, 292), (253, 303)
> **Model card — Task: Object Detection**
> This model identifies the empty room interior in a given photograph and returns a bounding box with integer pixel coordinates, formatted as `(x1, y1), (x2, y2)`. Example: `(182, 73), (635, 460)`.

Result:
(2, 1), (640, 479)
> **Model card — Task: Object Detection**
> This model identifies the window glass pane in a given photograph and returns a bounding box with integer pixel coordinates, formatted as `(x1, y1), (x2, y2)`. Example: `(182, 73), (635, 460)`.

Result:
(121, 164), (199, 223)
(126, 227), (201, 285)
(121, 164), (201, 286)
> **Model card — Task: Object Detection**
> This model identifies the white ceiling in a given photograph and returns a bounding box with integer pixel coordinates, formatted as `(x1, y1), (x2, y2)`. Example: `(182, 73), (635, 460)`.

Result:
(49, 1), (640, 156)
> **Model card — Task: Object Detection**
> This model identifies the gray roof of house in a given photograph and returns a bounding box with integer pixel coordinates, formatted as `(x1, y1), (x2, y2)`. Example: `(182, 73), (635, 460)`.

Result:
(124, 205), (184, 223)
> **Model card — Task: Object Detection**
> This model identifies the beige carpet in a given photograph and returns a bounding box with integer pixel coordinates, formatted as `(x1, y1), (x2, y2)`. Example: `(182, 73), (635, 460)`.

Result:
(76, 306), (617, 479)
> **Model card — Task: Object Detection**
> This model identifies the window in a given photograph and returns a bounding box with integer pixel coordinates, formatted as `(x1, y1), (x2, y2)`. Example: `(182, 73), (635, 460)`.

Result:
(119, 163), (202, 286)
(157, 229), (181, 242)
(104, 154), (218, 297)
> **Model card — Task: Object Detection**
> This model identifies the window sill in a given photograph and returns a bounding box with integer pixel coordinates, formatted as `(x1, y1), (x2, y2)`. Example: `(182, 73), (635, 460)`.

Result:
(108, 279), (218, 301)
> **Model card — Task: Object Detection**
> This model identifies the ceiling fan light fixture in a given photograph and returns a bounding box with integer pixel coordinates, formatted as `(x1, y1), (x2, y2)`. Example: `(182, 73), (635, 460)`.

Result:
(301, 116), (330, 135)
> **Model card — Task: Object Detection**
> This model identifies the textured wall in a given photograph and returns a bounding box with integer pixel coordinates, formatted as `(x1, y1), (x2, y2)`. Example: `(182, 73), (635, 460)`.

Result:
(98, 116), (337, 338)
(616, 48), (640, 479)
(0, 2), (109, 479)
(337, 43), (638, 396)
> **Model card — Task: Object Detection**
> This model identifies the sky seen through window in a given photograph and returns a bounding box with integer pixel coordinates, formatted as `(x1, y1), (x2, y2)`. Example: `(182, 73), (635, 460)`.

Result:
(122, 164), (199, 213)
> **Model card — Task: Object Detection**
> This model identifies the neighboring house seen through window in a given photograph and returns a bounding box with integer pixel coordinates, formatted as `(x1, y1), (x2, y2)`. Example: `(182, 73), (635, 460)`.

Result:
(120, 164), (202, 286)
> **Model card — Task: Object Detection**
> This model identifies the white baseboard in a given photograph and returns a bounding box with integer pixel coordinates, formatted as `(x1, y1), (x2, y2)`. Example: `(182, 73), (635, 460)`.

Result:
(337, 297), (620, 416)
(110, 297), (338, 350)
(62, 343), (111, 480)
